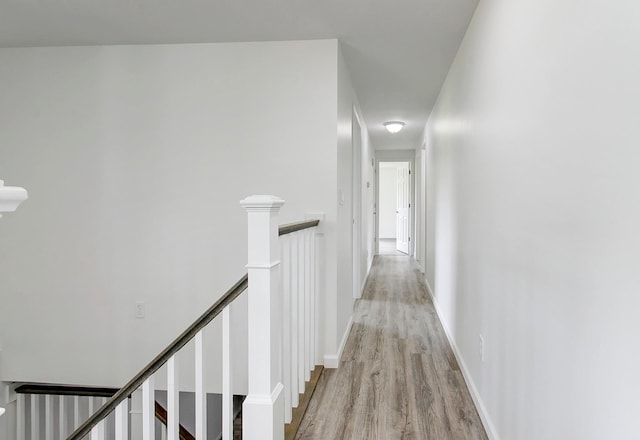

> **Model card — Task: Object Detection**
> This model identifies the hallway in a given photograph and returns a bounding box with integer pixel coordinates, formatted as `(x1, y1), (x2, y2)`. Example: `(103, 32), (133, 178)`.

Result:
(295, 256), (488, 440)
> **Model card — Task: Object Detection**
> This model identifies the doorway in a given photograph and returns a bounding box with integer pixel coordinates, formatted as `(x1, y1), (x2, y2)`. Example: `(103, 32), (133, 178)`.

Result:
(378, 161), (410, 255)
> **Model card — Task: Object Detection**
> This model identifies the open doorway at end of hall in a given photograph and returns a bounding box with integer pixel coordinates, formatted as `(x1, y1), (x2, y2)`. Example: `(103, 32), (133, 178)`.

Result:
(378, 161), (410, 256)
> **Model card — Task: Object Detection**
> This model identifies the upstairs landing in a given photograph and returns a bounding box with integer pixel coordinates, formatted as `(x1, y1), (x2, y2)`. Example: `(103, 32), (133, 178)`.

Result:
(296, 255), (488, 440)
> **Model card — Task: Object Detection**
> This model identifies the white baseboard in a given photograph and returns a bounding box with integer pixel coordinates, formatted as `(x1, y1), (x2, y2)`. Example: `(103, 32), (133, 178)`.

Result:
(323, 316), (353, 369)
(424, 278), (500, 440)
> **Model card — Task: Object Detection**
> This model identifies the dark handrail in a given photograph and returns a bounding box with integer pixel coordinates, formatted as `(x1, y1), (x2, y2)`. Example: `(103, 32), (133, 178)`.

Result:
(16, 384), (119, 398)
(279, 219), (319, 236)
(67, 274), (248, 440)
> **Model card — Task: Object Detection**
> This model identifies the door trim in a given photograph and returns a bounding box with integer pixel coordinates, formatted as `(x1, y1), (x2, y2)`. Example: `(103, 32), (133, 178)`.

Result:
(374, 150), (416, 257)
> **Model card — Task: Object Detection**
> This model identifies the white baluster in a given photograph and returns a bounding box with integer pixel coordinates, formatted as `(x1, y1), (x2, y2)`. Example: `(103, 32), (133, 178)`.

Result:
(88, 396), (95, 416)
(298, 232), (305, 391)
(115, 399), (129, 440)
(17, 394), (25, 440)
(160, 424), (167, 440)
(290, 233), (300, 409)
(142, 377), (155, 440)
(281, 234), (293, 423)
(195, 330), (207, 440)
(30, 394), (39, 440)
(91, 420), (106, 440)
(45, 395), (53, 440)
(222, 305), (233, 439)
(73, 396), (80, 430)
(59, 396), (67, 438)
(167, 355), (180, 440)
(129, 390), (142, 440)
(305, 214), (324, 366)
(241, 195), (285, 440)
(304, 229), (312, 380)
(310, 227), (317, 367)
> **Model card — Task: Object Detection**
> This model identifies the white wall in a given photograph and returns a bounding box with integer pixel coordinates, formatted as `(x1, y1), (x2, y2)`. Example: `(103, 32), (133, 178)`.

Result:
(0, 40), (339, 390)
(359, 124), (375, 280)
(332, 44), (356, 364)
(378, 165), (397, 239)
(424, 0), (640, 438)
(354, 110), (374, 295)
(414, 147), (427, 272)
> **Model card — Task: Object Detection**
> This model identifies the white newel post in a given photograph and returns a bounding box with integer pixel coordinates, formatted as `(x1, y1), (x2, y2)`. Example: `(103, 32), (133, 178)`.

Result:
(241, 195), (285, 440)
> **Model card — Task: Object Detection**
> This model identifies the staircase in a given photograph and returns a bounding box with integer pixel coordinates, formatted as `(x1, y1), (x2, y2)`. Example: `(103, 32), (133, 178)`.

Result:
(5, 195), (323, 440)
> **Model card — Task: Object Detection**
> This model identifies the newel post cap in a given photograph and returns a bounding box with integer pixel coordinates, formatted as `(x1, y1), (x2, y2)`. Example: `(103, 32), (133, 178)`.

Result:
(0, 179), (29, 217)
(240, 195), (285, 211)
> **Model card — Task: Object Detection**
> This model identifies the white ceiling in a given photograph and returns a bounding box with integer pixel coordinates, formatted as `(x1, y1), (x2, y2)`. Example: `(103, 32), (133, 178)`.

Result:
(0, 0), (478, 150)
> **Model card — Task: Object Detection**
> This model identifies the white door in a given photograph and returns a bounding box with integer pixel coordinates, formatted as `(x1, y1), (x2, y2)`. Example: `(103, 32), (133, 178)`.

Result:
(396, 163), (410, 254)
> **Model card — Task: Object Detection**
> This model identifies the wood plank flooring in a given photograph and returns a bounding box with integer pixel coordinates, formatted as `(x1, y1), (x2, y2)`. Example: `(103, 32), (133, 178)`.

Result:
(295, 255), (488, 440)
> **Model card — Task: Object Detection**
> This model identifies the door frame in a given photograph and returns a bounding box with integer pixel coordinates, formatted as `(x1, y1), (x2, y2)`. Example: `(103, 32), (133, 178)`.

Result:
(395, 162), (410, 254)
(374, 150), (416, 257)
(352, 106), (363, 299)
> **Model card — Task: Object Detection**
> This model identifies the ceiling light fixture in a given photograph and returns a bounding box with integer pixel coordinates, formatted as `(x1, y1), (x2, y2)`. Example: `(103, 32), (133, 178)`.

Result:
(383, 121), (405, 134)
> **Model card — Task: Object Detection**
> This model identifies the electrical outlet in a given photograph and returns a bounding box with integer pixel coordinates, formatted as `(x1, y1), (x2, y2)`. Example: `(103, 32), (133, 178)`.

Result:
(135, 301), (146, 319)
(479, 334), (485, 362)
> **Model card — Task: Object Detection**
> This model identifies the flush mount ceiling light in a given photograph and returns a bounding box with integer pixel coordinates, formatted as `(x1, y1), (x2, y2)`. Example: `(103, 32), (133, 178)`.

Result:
(383, 121), (405, 134)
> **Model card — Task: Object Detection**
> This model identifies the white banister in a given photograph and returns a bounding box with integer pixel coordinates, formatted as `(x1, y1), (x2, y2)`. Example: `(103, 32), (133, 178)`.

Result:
(115, 399), (129, 440)
(297, 235), (305, 392)
(222, 305), (233, 439)
(73, 396), (80, 429)
(45, 395), (54, 440)
(290, 233), (300, 409)
(59, 396), (68, 439)
(142, 377), (155, 440)
(11, 201), (321, 440)
(304, 229), (312, 379)
(91, 420), (106, 440)
(17, 394), (25, 440)
(309, 227), (317, 367)
(195, 329), (207, 440)
(167, 355), (179, 440)
(240, 195), (285, 440)
(281, 234), (293, 423)
(30, 395), (38, 440)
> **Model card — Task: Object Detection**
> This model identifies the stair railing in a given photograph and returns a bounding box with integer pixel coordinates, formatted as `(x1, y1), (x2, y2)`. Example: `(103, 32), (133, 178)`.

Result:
(13, 384), (195, 440)
(48, 195), (321, 440)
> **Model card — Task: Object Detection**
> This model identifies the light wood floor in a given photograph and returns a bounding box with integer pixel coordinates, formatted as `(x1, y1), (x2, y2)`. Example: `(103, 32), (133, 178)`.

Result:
(378, 238), (406, 256)
(295, 256), (488, 440)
